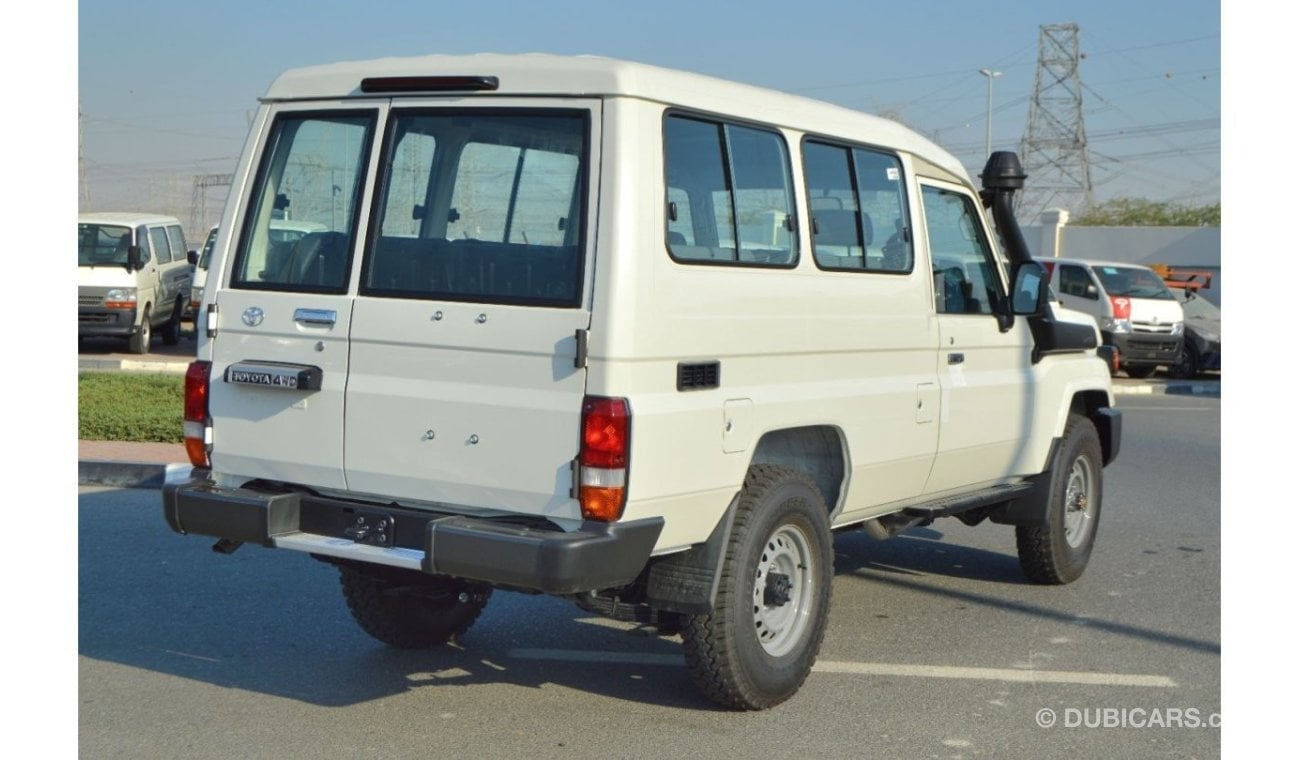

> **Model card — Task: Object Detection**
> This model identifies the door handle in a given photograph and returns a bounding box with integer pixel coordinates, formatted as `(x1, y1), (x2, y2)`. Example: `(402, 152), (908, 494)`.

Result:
(948, 352), (965, 365)
(294, 308), (337, 326)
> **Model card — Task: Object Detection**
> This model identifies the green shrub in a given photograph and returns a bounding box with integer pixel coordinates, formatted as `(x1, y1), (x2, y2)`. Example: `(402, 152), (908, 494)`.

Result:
(78, 372), (184, 442)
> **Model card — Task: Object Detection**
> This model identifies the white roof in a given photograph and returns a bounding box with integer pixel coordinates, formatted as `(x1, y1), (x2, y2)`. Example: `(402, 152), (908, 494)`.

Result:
(263, 53), (969, 181)
(1038, 256), (1155, 270)
(79, 212), (180, 227)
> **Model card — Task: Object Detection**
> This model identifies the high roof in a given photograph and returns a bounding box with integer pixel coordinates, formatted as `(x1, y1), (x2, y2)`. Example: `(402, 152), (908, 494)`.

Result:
(262, 53), (969, 182)
(78, 212), (181, 227)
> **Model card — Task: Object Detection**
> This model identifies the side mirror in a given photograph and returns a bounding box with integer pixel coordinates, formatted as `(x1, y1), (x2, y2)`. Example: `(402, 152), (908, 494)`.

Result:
(1085, 283), (1098, 299)
(1011, 261), (1049, 316)
(127, 245), (143, 272)
(187, 250), (198, 266)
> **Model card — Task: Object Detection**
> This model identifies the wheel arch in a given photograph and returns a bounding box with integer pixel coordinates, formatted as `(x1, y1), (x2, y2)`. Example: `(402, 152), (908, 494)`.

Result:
(1069, 390), (1120, 466)
(747, 425), (847, 519)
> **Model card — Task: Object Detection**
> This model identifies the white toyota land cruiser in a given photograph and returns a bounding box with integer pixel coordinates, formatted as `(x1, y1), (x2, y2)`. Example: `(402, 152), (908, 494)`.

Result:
(164, 54), (1121, 710)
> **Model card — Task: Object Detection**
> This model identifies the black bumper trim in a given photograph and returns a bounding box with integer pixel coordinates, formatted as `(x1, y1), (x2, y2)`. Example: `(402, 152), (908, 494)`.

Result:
(162, 480), (663, 595)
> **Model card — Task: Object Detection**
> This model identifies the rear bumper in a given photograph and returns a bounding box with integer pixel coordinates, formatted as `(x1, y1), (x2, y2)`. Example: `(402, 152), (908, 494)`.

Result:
(162, 479), (663, 595)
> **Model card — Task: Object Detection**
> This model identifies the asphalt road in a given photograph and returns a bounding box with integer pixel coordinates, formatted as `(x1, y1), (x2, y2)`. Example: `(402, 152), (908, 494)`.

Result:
(78, 394), (1220, 759)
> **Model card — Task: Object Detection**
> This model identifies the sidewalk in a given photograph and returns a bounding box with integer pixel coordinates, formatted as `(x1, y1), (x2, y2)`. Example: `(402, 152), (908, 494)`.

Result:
(77, 377), (1218, 489)
(78, 440), (193, 488)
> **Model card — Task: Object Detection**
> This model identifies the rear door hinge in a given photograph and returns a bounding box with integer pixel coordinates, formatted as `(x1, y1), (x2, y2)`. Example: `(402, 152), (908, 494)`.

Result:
(206, 303), (219, 338)
(574, 328), (588, 369)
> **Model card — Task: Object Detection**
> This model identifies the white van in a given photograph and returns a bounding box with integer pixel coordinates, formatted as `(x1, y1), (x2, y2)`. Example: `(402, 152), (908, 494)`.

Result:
(78, 212), (195, 353)
(163, 54), (1119, 709)
(1038, 257), (1184, 378)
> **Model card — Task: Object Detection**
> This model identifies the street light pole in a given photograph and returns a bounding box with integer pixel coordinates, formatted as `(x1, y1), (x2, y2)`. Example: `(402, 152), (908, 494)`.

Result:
(979, 68), (1002, 157)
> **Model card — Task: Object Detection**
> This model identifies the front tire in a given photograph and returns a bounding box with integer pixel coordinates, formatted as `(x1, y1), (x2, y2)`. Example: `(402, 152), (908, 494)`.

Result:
(1016, 413), (1103, 584)
(127, 307), (151, 354)
(340, 566), (491, 649)
(1168, 339), (1200, 379)
(682, 465), (832, 710)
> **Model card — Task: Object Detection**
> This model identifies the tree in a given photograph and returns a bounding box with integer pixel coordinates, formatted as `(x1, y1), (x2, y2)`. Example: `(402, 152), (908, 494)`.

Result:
(1071, 197), (1220, 227)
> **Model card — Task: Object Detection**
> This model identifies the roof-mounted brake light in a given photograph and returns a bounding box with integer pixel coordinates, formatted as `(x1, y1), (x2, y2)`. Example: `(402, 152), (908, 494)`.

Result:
(359, 75), (500, 94)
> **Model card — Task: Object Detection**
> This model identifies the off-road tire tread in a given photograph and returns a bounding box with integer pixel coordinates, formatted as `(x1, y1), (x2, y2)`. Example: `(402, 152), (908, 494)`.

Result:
(681, 464), (831, 710)
(1016, 413), (1103, 585)
(340, 568), (491, 649)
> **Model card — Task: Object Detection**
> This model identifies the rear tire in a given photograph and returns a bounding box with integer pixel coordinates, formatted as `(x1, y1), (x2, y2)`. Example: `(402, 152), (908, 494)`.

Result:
(161, 298), (182, 345)
(681, 465), (833, 710)
(1016, 413), (1103, 584)
(127, 307), (151, 354)
(340, 566), (491, 649)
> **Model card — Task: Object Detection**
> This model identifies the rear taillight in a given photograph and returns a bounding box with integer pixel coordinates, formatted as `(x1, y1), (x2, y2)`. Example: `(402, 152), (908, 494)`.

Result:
(1109, 296), (1132, 320)
(578, 396), (630, 521)
(184, 360), (212, 468)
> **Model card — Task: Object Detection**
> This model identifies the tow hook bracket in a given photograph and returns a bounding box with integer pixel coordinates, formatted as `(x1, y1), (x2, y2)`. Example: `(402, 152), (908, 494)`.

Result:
(344, 510), (396, 548)
(212, 538), (244, 555)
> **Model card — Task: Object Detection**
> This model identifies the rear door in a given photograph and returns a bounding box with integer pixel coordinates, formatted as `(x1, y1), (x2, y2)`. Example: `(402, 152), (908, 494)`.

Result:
(208, 105), (382, 488)
(343, 101), (598, 518)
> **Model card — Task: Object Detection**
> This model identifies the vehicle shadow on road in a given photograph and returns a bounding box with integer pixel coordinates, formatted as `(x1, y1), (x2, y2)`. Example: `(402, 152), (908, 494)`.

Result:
(832, 527), (1220, 656)
(78, 489), (716, 711)
(833, 527), (1029, 584)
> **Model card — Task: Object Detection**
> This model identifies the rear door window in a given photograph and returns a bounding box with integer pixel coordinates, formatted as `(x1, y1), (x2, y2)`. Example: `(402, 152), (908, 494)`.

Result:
(231, 111), (376, 293)
(363, 110), (589, 306)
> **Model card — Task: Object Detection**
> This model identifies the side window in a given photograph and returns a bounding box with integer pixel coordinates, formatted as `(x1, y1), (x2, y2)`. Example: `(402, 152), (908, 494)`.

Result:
(1059, 264), (1097, 299)
(232, 112), (375, 292)
(149, 227), (172, 264)
(803, 140), (911, 273)
(921, 185), (1003, 315)
(135, 226), (152, 264)
(664, 114), (796, 266)
(166, 226), (187, 265)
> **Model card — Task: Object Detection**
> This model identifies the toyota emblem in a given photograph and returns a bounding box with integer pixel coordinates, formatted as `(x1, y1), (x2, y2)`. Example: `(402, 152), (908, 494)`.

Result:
(242, 306), (265, 327)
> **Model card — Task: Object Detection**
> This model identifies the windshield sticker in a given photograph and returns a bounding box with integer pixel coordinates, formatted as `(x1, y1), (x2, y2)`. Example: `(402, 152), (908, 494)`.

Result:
(1102, 267), (1118, 274)
(886, 167), (899, 181)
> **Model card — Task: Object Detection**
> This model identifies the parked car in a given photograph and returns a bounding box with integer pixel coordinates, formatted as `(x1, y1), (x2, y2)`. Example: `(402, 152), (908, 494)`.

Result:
(187, 225), (219, 320)
(1168, 290), (1221, 379)
(1037, 257), (1184, 378)
(78, 212), (196, 354)
(188, 220), (327, 320)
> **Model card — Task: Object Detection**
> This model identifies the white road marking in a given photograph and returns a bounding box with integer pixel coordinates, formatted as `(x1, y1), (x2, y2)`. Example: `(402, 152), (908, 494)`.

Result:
(811, 661), (1177, 687)
(1118, 406), (1212, 411)
(507, 648), (1177, 687)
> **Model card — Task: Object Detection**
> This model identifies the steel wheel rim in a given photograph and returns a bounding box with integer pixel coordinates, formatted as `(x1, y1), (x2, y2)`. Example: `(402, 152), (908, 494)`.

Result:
(752, 522), (815, 657)
(1063, 454), (1095, 548)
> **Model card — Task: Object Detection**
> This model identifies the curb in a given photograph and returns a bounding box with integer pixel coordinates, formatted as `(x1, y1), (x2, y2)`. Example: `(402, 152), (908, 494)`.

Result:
(79, 461), (195, 489)
(1112, 381), (1220, 397)
(79, 358), (189, 374)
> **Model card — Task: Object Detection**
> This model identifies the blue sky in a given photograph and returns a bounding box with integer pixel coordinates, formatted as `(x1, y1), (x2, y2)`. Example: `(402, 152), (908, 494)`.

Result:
(75, 0), (1220, 217)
